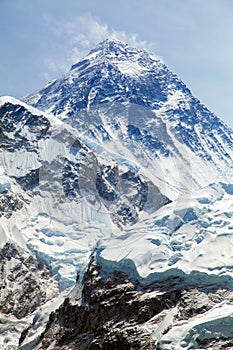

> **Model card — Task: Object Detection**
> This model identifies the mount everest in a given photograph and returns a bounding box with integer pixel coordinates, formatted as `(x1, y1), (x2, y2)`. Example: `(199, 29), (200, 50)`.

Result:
(0, 38), (233, 349)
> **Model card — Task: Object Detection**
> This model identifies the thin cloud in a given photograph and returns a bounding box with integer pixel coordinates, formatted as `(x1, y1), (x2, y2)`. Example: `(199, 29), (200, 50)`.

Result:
(68, 14), (155, 62)
(42, 13), (155, 80)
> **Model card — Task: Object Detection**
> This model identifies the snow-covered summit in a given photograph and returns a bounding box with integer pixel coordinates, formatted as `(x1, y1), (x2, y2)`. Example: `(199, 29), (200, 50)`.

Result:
(71, 37), (161, 71)
(23, 39), (233, 197)
(23, 38), (190, 114)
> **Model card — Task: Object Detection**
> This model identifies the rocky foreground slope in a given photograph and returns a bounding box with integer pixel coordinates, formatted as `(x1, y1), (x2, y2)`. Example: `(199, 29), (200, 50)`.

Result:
(30, 253), (233, 350)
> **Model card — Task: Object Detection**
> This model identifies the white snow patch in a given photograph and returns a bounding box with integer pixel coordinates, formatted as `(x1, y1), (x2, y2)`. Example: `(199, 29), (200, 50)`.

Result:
(116, 61), (147, 78)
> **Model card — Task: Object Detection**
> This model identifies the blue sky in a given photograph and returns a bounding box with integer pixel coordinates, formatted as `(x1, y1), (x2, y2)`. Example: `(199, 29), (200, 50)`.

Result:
(1, 0), (233, 127)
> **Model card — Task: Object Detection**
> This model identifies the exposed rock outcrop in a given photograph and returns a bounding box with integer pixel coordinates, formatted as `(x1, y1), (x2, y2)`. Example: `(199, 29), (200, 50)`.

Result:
(0, 242), (58, 319)
(26, 254), (233, 350)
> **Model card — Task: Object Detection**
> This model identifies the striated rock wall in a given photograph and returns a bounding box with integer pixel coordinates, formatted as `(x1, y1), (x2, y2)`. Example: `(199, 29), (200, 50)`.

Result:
(27, 254), (233, 350)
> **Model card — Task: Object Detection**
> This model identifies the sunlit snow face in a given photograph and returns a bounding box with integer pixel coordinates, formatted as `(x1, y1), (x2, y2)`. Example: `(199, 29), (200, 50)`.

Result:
(38, 101), (193, 230)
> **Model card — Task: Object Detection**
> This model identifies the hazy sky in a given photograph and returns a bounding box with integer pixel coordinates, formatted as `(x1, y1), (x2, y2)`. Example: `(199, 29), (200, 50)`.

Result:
(1, 0), (233, 128)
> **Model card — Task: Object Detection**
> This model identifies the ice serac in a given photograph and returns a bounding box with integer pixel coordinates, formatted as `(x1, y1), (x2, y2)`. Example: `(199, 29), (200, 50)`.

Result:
(1, 39), (233, 349)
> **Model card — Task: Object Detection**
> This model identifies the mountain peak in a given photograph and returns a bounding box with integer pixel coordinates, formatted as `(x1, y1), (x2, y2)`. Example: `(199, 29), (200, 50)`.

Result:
(70, 37), (157, 72)
(97, 37), (126, 48)
(24, 37), (181, 114)
(90, 37), (133, 55)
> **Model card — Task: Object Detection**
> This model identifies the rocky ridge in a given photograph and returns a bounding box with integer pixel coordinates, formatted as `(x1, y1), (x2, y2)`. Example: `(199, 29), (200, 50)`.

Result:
(23, 254), (233, 350)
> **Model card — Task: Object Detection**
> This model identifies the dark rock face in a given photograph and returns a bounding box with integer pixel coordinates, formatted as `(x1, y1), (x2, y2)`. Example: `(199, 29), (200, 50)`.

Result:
(0, 102), (50, 151)
(0, 191), (23, 217)
(60, 140), (170, 228)
(34, 254), (179, 349)
(29, 254), (233, 350)
(15, 168), (40, 191)
(0, 242), (58, 319)
(96, 167), (150, 227)
(95, 163), (167, 227)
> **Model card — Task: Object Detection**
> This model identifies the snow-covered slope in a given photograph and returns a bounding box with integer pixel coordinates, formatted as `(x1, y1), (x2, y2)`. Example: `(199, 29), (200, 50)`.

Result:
(24, 39), (233, 198)
(0, 96), (169, 288)
(0, 95), (169, 347)
(99, 182), (233, 286)
(1, 39), (233, 349)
